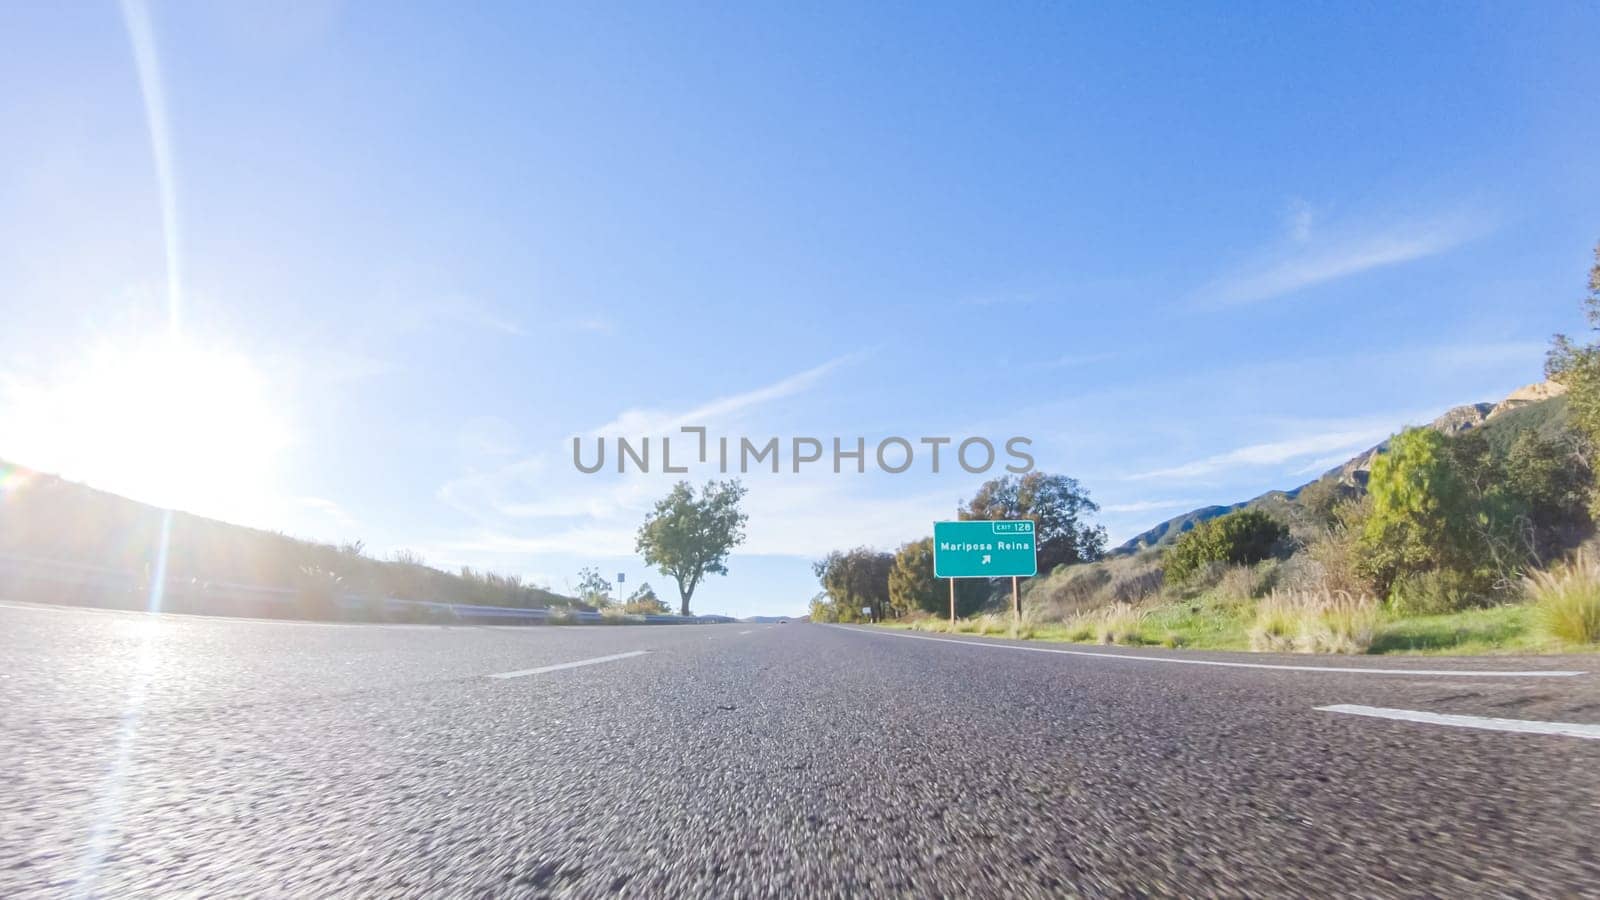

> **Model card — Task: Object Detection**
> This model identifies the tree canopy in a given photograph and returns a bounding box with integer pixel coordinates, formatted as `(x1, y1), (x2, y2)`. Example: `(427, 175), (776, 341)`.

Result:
(621, 582), (670, 615)
(1164, 509), (1288, 584)
(1547, 240), (1600, 516)
(812, 547), (894, 622)
(961, 472), (1106, 573)
(636, 479), (748, 616)
(887, 537), (986, 618)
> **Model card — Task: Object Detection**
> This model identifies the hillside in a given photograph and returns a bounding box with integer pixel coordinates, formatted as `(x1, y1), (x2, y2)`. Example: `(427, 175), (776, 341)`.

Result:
(0, 459), (576, 617)
(1111, 382), (1571, 556)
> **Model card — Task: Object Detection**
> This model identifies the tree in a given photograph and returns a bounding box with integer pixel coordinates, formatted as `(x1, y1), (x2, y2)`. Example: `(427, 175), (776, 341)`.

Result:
(888, 538), (936, 617)
(808, 591), (839, 623)
(813, 547), (894, 623)
(961, 472), (1107, 574)
(1295, 476), (1352, 528)
(1503, 430), (1591, 552)
(1164, 509), (1289, 584)
(1547, 240), (1600, 515)
(636, 480), (749, 616)
(888, 537), (987, 618)
(1357, 427), (1488, 597)
(575, 566), (614, 609)
(621, 582), (670, 615)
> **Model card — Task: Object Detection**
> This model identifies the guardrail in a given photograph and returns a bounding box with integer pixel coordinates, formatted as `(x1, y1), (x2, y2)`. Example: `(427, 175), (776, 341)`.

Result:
(0, 553), (727, 625)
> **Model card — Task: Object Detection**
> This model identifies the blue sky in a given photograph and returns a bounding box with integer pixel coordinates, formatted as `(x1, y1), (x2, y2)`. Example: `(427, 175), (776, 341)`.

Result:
(2, 2), (1597, 616)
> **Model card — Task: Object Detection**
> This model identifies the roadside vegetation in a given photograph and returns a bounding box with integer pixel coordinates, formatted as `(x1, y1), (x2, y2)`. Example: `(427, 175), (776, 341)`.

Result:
(0, 471), (579, 621)
(841, 244), (1600, 655)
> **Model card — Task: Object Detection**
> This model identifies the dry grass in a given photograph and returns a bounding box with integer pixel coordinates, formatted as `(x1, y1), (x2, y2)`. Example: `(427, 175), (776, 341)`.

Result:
(1305, 525), (1369, 597)
(1095, 602), (1147, 644)
(1525, 552), (1600, 644)
(1215, 562), (1276, 601)
(1249, 588), (1378, 654)
(1026, 552), (1164, 620)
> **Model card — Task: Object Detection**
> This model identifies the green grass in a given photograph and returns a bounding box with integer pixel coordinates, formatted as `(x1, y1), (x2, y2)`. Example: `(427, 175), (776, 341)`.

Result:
(1367, 605), (1544, 655)
(1140, 598), (1253, 650)
(882, 595), (1600, 655)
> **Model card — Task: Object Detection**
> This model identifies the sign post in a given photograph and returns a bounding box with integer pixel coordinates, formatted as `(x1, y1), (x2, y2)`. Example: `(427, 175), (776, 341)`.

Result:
(933, 520), (1037, 630)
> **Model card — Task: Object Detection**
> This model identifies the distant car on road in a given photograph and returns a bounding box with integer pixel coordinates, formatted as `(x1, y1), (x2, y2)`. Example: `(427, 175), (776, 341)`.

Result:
(778, 619), (788, 624)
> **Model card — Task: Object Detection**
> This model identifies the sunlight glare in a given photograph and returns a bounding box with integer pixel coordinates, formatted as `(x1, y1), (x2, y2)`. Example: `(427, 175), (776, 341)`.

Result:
(1, 336), (291, 522)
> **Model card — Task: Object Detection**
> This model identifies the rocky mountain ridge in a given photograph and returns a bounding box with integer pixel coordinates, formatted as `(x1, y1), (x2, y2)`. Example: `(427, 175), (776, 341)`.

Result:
(1111, 381), (1569, 556)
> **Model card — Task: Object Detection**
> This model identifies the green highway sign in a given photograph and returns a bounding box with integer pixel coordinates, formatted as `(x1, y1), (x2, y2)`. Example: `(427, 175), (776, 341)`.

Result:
(933, 520), (1037, 578)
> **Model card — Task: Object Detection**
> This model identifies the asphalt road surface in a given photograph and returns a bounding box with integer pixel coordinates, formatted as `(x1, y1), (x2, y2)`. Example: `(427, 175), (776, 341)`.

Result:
(5, 601), (1600, 898)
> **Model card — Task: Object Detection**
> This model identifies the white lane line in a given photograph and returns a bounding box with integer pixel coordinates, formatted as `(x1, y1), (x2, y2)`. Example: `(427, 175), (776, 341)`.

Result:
(486, 650), (650, 680)
(1319, 704), (1600, 740)
(843, 626), (1585, 678)
(738, 630), (753, 635)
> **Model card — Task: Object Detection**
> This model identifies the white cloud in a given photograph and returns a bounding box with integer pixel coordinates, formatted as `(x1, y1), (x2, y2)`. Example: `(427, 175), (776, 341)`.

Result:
(567, 317), (616, 335)
(1100, 498), (1203, 514)
(1285, 198), (1315, 243)
(292, 496), (359, 531)
(1037, 351), (1118, 370)
(962, 294), (1035, 307)
(592, 352), (861, 436)
(436, 353), (868, 550)
(1199, 210), (1492, 307)
(1125, 423), (1396, 482)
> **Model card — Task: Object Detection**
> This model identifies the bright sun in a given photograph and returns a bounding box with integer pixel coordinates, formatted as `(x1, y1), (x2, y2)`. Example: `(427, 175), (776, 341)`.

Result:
(1, 335), (291, 522)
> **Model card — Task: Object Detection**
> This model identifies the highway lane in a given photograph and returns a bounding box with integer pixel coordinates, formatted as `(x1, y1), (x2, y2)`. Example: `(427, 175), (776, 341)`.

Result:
(3, 603), (1599, 897)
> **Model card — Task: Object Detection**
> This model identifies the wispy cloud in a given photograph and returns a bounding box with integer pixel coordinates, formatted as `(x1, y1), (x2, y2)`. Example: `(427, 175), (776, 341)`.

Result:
(1285, 198), (1315, 243)
(961, 294), (1035, 308)
(438, 353), (863, 528)
(1037, 351), (1118, 370)
(593, 352), (862, 436)
(1101, 498), (1204, 514)
(1125, 423), (1397, 482)
(1198, 210), (1493, 307)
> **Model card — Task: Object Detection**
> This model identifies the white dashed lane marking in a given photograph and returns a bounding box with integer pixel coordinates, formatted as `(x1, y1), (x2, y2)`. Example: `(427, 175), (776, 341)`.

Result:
(487, 650), (651, 679)
(1318, 704), (1600, 740)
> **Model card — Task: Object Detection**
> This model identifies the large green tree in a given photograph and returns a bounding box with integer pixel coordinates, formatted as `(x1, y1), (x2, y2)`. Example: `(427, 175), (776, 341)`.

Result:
(888, 537), (987, 618)
(1547, 240), (1600, 514)
(961, 472), (1107, 574)
(813, 547), (894, 623)
(636, 480), (749, 616)
(1357, 428), (1489, 595)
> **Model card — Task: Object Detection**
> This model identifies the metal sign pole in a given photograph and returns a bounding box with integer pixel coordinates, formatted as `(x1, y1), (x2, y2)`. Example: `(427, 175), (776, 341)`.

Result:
(1012, 576), (1020, 628)
(949, 578), (956, 626)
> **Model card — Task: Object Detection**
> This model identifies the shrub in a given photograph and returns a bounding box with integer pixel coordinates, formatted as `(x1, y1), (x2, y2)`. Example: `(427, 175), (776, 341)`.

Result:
(1215, 562), (1275, 601)
(1249, 592), (1301, 653)
(1165, 510), (1289, 585)
(1096, 602), (1147, 645)
(1388, 568), (1482, 616)
(1526, 553), (1600, 644)
(1304, 516), (1371, 596)
(1357, 427), (1532, 596)
(1249, 589), (1378, 654)
(293, 565), (343, 619)
(1295, 477), (1350, 528)
(1108, 567), (1165, 604)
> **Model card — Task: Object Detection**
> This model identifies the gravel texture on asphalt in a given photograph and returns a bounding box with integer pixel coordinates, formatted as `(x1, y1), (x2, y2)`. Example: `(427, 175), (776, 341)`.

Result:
(4, 602), (1599, 898)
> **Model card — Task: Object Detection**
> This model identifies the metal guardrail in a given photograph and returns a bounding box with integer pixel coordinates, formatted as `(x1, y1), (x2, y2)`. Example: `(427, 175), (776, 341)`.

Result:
(0, 553), (725, 625)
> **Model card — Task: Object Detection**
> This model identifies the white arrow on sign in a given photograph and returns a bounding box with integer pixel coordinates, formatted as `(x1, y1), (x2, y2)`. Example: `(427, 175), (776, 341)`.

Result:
(981, 554), (991, 564)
